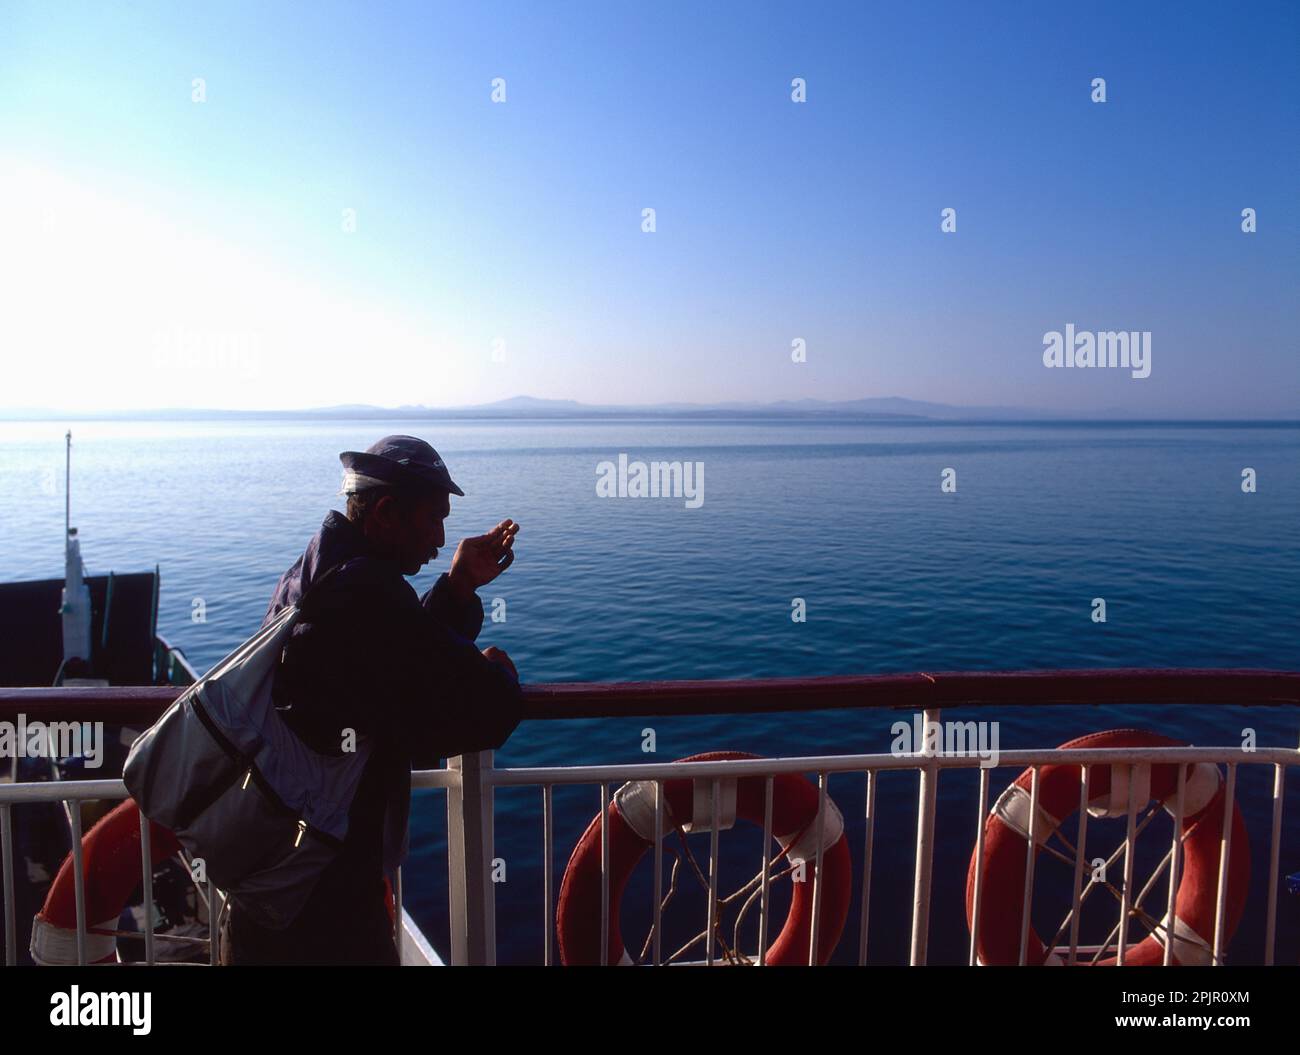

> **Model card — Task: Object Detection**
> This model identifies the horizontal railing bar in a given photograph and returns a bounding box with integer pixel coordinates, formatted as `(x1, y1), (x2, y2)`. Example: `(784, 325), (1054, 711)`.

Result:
(84, 928), (209, 945)
(574, 941), (1144, 964)
(0, 686), (178, 723)
(466, 747), (1298, 787)
(2, 668), (1297, 723)
(154, 632), (200, 683)
(0, 775), (459, 802)
(411, 772), (458, 790)
(0, 779), (125, 803)
(4, 746), (1296, 803)
(521, 669), (1300, 716)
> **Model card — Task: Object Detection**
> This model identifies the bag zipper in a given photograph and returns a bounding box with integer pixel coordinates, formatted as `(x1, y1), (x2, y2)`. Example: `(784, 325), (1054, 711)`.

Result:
(237, 761), (343, 850)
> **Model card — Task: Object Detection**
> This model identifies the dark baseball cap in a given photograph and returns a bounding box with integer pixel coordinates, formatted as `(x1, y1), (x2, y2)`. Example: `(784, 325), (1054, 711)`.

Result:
(339, 435), (465, 496)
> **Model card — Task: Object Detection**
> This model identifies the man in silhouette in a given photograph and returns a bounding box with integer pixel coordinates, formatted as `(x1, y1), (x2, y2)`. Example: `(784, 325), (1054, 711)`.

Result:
(220, 435), (522, 965)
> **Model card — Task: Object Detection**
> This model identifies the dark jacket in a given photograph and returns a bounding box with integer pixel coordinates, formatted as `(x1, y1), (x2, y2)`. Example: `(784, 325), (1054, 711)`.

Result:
(225, 510), (522, 963)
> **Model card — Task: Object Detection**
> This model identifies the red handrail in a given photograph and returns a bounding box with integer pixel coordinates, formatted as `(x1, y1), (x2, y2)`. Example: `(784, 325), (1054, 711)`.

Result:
(0, 668), (1296, 723)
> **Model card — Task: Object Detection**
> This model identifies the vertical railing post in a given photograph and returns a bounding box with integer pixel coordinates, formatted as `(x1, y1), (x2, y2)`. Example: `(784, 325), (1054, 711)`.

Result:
(910, 707), (941, 966)
(600, 783), (610, 966)
(968, 766), (990, 966)
(207, 878), (218, 966)
(1018, 765), (1042, 965)
(808, 772), (827, 965)
(393, 867), (403, 952)
(1116, 763), (1140, 966)
(1, 804), (14, 966)
(1211, 762), (1237, 966)
(542, 785), (555, 966)
(446, 750), (496, 965)
(859, 769), (878, 966)
(68, 802), (87, 965)
(1263, 763), (1283, 966)
(139, 810), (155, 966)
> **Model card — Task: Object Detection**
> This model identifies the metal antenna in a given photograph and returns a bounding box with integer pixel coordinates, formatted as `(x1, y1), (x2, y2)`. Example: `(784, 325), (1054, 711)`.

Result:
(65, 429), (72, 538)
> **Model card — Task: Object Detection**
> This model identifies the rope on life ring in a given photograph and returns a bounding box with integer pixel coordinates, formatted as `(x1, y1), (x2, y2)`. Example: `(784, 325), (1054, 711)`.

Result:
(966, 729), (1250, 966)
(557, 751), (852, 965)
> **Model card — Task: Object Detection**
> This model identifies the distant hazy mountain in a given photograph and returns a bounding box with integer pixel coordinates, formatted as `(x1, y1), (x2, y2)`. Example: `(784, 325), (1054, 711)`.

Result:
(1, 396), (1293, 422)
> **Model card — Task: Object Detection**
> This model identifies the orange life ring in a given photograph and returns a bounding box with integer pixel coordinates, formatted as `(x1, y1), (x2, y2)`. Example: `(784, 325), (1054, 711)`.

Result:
(32, 798), (397, 964)
(31, 798), (182, 965)
(556, 751), (852, 965)
(966, 729), (1250, 965)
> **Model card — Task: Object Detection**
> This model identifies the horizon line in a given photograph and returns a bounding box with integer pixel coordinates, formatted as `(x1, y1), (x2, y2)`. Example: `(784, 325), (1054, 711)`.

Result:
(1, 395), (1297, 426)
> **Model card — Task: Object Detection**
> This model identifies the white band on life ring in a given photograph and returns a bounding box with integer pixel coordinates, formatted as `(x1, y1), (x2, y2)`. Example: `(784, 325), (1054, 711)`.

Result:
(1087, 762), (1152, 819)
(613, 779), (678, 843)
(778, 798), (845, 864)
(1152, 913), (1215, 967)
(1162, 762), (1221, 819)
(993, 784), (1060, 845)
(615, 775), (843, 865)
(684, 778), (738, 833)
(614, 776), (743, 840)
(30, 915), (118, 966)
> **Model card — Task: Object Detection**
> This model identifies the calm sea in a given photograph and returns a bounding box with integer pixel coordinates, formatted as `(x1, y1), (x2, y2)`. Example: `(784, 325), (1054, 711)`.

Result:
(2, 418), (1297, 963)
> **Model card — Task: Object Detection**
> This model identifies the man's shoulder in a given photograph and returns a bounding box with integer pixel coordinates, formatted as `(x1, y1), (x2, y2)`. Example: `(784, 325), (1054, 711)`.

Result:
(304, 555), (420, 616)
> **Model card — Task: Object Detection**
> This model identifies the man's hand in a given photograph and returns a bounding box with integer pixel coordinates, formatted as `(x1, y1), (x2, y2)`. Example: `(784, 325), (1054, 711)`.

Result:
(448, 519), (519, 600)
(481, 646), (518, 680)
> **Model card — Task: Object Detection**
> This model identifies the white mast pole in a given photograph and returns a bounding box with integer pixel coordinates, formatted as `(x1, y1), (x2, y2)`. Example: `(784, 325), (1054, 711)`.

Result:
(60, 430), (92, 671)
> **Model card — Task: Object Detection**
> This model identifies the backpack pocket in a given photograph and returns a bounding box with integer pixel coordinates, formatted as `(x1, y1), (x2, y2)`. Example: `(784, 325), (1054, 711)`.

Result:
(170, 753), (345, 930)
(224, 828), (341, 930)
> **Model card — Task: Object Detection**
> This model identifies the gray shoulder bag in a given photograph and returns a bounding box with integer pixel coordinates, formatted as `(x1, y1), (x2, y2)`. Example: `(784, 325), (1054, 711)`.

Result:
(123, 561), (374, 930)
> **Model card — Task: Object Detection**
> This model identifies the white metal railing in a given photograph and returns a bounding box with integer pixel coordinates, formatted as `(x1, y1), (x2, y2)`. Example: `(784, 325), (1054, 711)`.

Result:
(3, 723), (1297, 966)
(426, 732), (1299, 967)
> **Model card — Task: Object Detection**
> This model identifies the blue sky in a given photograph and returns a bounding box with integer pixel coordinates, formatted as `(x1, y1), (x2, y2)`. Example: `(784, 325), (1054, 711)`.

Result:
(1, 0), (1296, 416)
